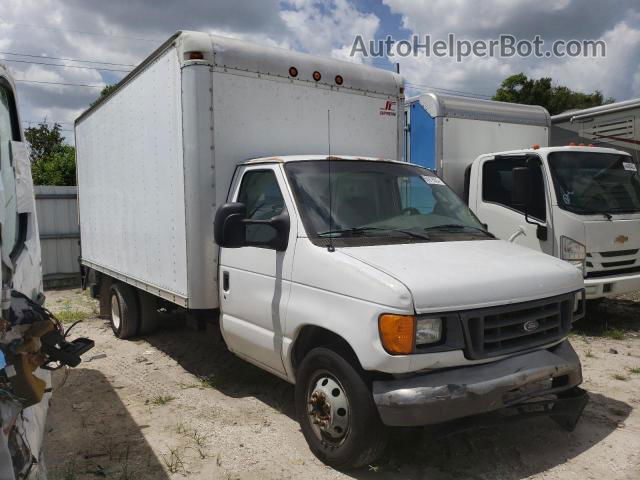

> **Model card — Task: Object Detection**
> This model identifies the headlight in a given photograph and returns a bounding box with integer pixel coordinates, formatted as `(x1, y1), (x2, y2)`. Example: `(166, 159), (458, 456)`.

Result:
(416, 317), (442, 345)
(560, 236), (586, 275)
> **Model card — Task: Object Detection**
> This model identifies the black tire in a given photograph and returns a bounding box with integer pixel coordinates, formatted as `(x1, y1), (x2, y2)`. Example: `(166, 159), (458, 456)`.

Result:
(109, 283), (140, 339)
(295, 347), (389, 470)
(138, 291), (160, 335)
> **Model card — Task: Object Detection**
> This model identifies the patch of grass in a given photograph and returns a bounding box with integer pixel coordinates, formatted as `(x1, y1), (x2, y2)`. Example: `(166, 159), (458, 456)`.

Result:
(55, 309), (91, 324)
(186, 429), (210, 449)
(628, 367), (640, 374)
(161, 447), (185, 474)
(118, 445), (137, 480)
(175, 421), (188, 435)
(178, 382), (202, 390)
(54, 460), (77, 480)
(147, 395), (175, 406)
(604, 328), (626, 340)
(612, 373), (629, 381)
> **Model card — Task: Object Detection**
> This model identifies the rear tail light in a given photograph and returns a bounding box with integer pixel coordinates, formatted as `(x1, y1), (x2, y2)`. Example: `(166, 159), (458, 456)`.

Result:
(187, 52), (204, 60)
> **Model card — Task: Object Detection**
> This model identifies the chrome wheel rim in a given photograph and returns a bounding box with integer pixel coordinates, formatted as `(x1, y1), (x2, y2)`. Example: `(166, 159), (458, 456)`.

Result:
(111, 294), (121, 330)
(307, 371), (350, 445)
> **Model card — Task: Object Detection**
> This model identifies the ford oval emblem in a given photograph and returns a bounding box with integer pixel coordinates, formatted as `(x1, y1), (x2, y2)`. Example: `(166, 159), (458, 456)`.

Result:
(523, 319), (540, 333)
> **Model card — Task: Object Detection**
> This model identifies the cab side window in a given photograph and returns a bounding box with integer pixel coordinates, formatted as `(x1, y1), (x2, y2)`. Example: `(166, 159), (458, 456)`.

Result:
(482, 157), (546, 221)
(237, 170), (285, 246)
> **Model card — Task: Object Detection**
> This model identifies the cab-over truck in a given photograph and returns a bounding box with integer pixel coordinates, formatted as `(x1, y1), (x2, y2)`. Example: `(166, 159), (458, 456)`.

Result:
(406, 93), (640, 300)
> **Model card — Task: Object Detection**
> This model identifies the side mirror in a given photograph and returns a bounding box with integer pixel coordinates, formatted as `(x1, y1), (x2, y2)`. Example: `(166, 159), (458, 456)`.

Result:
(511, 167), (532, 209)
(214, 203), (247, 248)
(214, 202), (290, 251)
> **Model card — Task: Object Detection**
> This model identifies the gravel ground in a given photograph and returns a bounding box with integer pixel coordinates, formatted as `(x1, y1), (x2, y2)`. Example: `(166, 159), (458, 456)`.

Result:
(42, 289), (640, 479)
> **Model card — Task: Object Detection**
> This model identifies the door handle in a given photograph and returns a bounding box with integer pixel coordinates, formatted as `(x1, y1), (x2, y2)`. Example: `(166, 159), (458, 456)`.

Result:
(223, 271), (230, 292)
(508, 227), (526, 242)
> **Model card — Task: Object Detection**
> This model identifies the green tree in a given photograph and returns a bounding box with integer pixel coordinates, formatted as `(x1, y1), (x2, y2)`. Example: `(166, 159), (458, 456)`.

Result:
(25, 122), (76, 185)
(90, 84), (118, 107)
(493, 73), (614, 115)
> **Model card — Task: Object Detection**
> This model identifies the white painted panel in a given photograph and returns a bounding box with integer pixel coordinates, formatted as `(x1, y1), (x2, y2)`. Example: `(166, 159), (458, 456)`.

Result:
(211, 70), (402, 208)
(442, 118), (549, 196)
(76, 47), (187, 298)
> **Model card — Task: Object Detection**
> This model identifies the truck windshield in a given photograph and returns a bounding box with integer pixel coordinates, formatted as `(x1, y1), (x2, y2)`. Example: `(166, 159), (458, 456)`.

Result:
(548, 152), (640, 215)
(284, 160), (491, 246)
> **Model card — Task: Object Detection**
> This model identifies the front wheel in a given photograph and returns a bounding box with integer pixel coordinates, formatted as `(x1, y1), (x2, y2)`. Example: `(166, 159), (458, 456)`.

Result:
(295, 347), (388, 470)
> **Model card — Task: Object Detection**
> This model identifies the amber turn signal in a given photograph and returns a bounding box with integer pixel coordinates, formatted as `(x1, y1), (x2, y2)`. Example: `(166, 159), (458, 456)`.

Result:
(379, 314), (416, 355)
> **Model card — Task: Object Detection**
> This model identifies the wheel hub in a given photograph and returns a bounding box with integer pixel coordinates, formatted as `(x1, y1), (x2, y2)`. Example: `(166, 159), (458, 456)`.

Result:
(308, 375), (350, 441)
(111, 295), (121, 330)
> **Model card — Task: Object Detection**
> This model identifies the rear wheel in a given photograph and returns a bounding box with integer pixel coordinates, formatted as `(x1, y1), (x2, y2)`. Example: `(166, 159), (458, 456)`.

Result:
(295, 347), (388, 470)
(110, 283), (139, 339)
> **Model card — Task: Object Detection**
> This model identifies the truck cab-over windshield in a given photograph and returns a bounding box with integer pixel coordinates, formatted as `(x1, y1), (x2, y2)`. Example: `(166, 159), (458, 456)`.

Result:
(548, 152), (640, 215)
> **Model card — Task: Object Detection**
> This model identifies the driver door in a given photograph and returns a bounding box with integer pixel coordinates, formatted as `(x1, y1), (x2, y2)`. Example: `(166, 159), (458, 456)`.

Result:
(473, 156), (554, 255)
(218, 164), (297, 375)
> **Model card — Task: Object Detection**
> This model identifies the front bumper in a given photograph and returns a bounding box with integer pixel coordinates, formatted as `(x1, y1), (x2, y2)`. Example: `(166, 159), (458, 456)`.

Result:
(584, 272), (640, 299)
(373, 340), (584, 427)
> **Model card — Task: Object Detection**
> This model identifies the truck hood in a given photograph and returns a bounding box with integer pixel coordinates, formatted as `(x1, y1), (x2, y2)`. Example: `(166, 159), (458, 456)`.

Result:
(341, 240), (583, 314)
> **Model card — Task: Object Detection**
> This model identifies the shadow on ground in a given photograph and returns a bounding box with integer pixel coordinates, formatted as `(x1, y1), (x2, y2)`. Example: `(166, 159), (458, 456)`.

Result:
(145, 316), (296, 420)
(44, 368), (169, 480)
(574, 297), (640, 337)
(144, 314), (631, 480)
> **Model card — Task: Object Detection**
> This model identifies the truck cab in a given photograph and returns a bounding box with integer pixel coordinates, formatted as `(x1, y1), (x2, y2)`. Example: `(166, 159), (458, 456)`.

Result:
(215, 154), (587, 468)
(467, 145), (640, 299)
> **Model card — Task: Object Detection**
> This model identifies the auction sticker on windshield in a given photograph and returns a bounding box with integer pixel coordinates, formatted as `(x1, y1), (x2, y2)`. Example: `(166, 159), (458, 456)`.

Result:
(623, 162), (638, 172)
(422, 175), (445, 185)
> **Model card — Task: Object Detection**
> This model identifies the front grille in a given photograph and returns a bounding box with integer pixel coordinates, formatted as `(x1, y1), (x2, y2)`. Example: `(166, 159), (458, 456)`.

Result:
(460, 293), (575, 360)
(586, 248), (640, 278)
(586, 265), (640, 279)
(600, 249), (638, 258)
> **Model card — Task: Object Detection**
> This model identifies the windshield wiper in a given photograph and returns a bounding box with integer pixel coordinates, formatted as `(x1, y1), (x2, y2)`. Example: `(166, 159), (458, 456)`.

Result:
(318, 227), (431, 240)
(424, 224), (495, 237)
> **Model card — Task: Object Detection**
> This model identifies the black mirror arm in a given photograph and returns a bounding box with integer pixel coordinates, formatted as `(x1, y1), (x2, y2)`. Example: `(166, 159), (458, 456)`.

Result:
(522, 209), (548, 241)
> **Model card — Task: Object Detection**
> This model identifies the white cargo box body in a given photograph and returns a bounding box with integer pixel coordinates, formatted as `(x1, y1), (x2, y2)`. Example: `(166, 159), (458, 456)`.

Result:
(75, 31), (404, 309)
(405, 93), (550, 196)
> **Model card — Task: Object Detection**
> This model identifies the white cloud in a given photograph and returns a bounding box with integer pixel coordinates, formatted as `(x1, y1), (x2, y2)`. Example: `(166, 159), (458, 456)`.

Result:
(383, 0), (640, 101)
(530, 22), (640, 99)
(0, 0), (381, 143)
(280, 0), (379, 61)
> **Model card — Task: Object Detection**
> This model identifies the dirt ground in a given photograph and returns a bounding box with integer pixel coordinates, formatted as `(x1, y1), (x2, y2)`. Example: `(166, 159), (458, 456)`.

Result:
(42, 288), (640, 480)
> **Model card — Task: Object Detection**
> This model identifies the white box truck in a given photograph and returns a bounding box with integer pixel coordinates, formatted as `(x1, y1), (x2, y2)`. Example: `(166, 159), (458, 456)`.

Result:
(552, 98), (640, 163)
(77, 32), (587, 469)
(406, 93), (640, 299)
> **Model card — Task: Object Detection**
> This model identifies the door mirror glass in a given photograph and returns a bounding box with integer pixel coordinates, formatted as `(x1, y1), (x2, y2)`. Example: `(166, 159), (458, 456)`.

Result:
(511, 167), (532, 209)
(214, 202), (247, 248)
(214, 202), (290, 251)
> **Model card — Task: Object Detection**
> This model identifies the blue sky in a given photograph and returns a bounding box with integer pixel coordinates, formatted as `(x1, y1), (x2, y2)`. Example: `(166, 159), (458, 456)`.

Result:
(1, 0), (639, 142)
